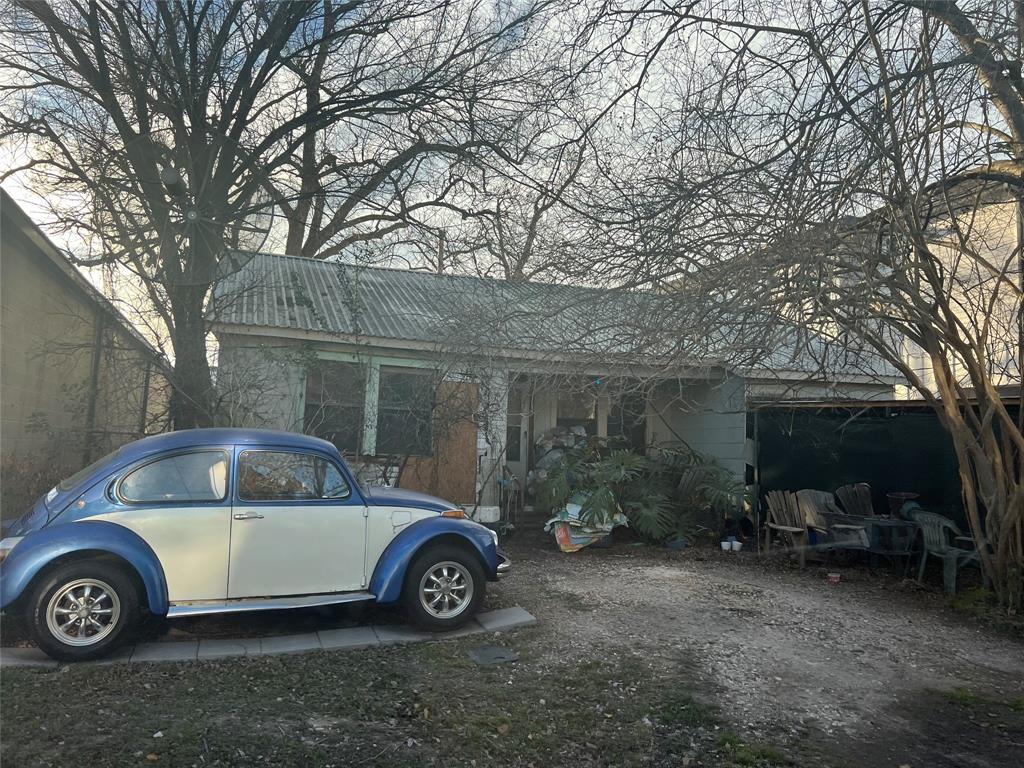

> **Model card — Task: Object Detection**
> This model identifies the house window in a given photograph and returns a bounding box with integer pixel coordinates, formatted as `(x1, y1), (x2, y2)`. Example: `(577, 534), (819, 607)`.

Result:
(304, 361), (365, 454)
(376, 368), (434, 456)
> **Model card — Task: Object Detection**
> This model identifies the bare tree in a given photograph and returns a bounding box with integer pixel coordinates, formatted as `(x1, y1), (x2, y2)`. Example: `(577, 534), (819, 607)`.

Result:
(585, 0), (1022, 608)
(1, 0), (569, 427)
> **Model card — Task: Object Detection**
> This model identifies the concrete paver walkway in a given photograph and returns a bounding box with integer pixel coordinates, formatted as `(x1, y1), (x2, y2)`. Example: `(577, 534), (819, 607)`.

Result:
(0, 607), (536, 668)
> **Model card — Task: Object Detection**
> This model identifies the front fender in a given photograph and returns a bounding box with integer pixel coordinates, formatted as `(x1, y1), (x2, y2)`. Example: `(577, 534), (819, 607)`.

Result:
(0, 521), (168, 615)
(370, 517), (498, 604)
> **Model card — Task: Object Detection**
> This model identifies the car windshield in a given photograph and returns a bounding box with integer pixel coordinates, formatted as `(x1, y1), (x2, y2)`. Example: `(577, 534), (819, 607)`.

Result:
(56, 448), (122, 493)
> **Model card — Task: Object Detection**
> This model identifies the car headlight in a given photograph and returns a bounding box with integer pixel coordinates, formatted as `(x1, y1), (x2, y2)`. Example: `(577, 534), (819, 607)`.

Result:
(0, 537), (23, 565)
(489, 528), (499, 548)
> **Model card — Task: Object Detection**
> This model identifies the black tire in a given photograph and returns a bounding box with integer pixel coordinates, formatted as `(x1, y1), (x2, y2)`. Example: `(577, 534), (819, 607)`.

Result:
(27, 560), (139, 662)
(403, 545), (486, 631)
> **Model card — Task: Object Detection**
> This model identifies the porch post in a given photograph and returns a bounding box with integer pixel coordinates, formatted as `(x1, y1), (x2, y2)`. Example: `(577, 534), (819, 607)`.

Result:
(474, 368), (508, 523)
(361, 359), (381, 455)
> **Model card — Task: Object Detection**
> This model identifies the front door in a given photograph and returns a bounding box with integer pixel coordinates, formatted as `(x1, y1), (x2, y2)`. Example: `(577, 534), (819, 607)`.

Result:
(228, 449), (366, 598)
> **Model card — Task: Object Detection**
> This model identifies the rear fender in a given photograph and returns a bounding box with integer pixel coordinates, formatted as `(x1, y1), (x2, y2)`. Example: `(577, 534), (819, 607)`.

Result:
(0, 521), (168, 614)
(369, 517), (498, 604)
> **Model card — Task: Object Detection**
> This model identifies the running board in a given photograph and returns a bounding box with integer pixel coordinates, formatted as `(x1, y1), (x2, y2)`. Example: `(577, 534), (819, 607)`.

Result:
(167, 592), (376, 617)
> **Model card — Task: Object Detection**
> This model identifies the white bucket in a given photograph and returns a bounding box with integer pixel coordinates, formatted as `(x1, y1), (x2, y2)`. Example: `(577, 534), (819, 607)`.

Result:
(720, 541), (731, 551)
(731, 541), (743, 552)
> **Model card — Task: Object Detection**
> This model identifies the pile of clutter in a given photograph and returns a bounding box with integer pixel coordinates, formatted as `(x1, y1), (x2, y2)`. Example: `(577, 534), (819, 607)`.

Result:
(543, 491), (629, 553)
(525, 425), (589, 496)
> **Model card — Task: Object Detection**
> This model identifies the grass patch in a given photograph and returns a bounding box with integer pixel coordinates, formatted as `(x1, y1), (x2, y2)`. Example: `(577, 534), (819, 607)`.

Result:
(949, 587), (994, 613)
(657, 689), (716, 727)
(718, 731), (790, 766)
(945, 686), (986, 706)
(1, 635), (725, 767)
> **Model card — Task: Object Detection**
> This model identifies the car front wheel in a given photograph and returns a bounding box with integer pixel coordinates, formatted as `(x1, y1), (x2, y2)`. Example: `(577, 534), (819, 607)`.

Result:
(27, 560), (139, 662)
(403, 546), (485, 631)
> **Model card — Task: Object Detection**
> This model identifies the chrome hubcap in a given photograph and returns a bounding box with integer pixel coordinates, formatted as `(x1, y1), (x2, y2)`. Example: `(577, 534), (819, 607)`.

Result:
(45, 578), (121, 647)
(419, 561), (473, 619)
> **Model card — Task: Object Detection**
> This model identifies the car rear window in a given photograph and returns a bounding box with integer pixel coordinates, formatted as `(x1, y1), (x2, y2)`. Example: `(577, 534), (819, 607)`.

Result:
(118, 451), (229, 504)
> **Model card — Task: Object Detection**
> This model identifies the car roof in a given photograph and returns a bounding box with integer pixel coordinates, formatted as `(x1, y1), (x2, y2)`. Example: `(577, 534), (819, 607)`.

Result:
(121, 428), (338, 459)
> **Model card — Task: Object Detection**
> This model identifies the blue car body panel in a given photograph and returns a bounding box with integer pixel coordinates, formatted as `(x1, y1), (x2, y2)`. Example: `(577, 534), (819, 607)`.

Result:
(1, 428), (503, 620)
(370, 517), (499, 604)
(361, 485), (456, 513)
(0, 521), (168, 614)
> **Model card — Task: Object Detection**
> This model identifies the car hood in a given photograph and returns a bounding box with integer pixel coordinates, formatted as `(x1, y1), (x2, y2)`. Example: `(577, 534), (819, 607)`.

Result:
(361, 485), (456, 513)
(4, 495), (51, 537)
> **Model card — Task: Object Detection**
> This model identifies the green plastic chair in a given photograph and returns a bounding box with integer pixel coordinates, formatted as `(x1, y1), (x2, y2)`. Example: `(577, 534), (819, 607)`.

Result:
(904, 507), (981, 593)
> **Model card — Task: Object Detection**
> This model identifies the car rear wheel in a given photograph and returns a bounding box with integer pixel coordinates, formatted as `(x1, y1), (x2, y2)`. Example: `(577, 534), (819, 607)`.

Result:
(27, 561), (139, 662)
(404, 546), (485, 631)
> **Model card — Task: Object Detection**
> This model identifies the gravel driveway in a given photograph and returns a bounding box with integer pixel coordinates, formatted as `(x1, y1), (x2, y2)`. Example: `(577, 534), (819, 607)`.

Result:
(499, 532), (1024, 766)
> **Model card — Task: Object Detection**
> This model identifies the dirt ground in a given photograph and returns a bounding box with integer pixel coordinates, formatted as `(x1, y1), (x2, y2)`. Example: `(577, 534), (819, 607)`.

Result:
(499, 532), (1024, 767)
(2, 533), (1023, 767)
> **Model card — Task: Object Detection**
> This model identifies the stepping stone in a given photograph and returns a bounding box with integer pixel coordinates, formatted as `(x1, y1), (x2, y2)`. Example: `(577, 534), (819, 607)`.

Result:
(259, 633), (321, 656)
(131, 640), (198, 663)
(318, 626), (379, 651)
(373, 625), (430, 645)
(0, 647), (58, 669)
(468, 644), (518, 666)
(198, 638), (262, 660)
(476, 607), (537, 632)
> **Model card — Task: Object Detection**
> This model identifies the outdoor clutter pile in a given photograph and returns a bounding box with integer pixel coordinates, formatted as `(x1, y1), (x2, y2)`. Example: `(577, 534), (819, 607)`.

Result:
(533, 428), (745, 553)
(544, 493), (629, 553)
(531, 426), (630, 552)
(526, 425), (589, 496)
(764, 484), (984, 593)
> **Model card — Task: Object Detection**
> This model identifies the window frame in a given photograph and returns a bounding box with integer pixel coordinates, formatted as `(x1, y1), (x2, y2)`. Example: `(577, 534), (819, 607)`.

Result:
(234, 448), (354, 505)
(114, 449), (231, 507)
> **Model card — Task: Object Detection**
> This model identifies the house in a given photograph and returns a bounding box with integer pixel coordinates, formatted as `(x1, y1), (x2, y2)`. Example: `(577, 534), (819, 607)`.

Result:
(878, 175), (1020, 399)
(0, 188), (169, 484)
(212, 251), (899, 521)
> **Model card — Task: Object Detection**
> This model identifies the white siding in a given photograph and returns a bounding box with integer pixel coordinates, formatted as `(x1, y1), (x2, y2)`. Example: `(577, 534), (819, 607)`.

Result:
(646, 374), (747, 480)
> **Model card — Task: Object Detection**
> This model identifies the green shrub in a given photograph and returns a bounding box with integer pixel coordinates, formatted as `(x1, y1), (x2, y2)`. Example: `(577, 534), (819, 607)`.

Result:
(535, 438), (744, 542)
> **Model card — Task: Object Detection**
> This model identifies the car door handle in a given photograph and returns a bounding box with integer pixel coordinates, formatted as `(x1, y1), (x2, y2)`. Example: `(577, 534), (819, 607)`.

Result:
(233, 512), (264, 520)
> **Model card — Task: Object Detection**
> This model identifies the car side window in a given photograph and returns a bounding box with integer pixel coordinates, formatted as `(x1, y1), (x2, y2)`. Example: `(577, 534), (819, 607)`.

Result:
(118, 451), (229, 504)
(237, 451), (350, 502)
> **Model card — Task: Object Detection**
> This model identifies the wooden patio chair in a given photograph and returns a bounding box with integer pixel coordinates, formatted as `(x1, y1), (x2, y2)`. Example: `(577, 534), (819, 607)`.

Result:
(836, 483), (875, 517)
(903, 508), (981, 593)
(794, 489), (870, 554)
(765, 490), (808, 567)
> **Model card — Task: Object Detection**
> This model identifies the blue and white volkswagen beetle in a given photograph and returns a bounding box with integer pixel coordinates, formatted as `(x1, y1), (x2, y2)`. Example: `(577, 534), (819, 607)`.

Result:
(0, 429), (510, 661)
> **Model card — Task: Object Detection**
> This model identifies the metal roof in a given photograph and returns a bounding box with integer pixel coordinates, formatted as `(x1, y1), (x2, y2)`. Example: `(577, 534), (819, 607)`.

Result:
(213, 251), (899, 381)
(214, 251), (687, 362)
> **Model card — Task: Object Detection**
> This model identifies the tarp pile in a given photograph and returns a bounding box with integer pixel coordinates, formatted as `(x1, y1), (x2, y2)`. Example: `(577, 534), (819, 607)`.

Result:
(544, 492), (629, 553)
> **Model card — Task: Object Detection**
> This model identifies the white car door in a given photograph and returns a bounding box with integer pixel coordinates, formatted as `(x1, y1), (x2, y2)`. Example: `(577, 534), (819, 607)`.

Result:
(227, 449), (366, 598)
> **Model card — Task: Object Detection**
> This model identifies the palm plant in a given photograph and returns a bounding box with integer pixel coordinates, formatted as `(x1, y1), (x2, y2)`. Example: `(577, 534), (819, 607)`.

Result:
(535, 438), (745, 542)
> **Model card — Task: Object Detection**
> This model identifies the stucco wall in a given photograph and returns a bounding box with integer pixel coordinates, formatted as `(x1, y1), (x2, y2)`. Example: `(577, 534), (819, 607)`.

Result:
(1, 214), (166, 467)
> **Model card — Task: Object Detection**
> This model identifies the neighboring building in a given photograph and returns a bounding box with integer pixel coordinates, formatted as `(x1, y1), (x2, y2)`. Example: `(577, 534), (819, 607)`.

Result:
(212, 252), (898, 521)
(1, 188), (169, 478)
(891, 176), (1020, 399)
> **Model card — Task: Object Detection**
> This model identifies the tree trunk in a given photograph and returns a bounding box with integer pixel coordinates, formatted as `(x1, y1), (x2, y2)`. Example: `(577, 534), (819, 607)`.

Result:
(169, 302), (214, 429)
